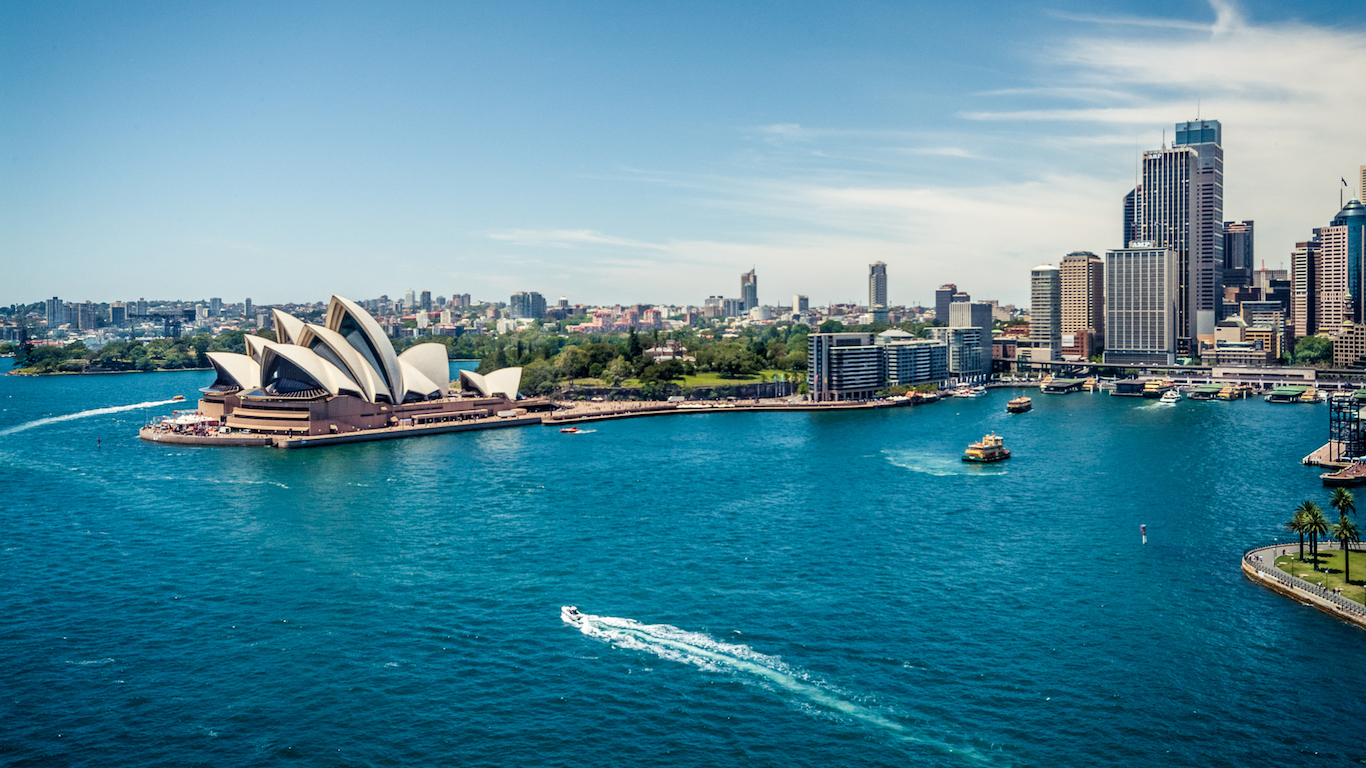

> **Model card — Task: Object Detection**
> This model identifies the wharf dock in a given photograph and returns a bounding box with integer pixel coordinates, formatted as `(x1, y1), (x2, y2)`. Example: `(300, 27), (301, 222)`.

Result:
(1186, 384), (1224, 400)
(1039, 378), (1085, 394)
(1321, 462), (1366, 487)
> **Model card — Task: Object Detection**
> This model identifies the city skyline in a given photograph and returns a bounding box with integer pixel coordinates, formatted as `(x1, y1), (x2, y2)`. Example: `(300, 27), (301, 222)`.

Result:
(3, 2), (1364, 309)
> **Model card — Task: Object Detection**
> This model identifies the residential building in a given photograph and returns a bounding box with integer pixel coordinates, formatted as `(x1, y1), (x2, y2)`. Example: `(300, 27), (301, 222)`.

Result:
(244, 298), (252, 319)
(1060, 251), (1104, 359)
(45, 297), (63, 327)
(1104, 246), (1178, 365)
(209, 297), (223, 316)
(1030, 264), (1061, 362)
(792, 294), (809, 312)
(934, 284), (956, 325)
(808, 332), (884, 401)
(741, 269), (758, 312)
(509, 291), (546, 320)
(420, 290), (432, 312)
(77, 301), (96, 331)
(876, 331), (948, 387)
(404, 289), (415, 309)
(930, 327), (984, 380)
(110, 302), (127, 327)
(868, 261), (887, 308)
(136, 298), (148, 317)
(949, 301), (993, 377)
(721, 298), (745, 317)
(1224, 221), (1254, 289)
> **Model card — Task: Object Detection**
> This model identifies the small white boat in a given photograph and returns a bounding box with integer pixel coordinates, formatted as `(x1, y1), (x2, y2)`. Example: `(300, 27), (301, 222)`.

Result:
(1158, 390), (1181, 405)
(561, 605), (587, 626)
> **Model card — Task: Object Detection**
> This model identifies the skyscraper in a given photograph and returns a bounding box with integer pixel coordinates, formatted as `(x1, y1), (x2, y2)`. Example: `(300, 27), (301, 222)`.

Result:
(792, 295), (809, 312)
(110, 302), (127, 327)
(1029, 265), (1061, 362)
(1104, 246), (1178, 365)
(45, 297), (63, 327)
(949, 301), (993, 377)
(1122, 189), (1137, 247)
(1130, 119), (1224, 354)
(740, 269), (758, 311)
(1223, 221), (1254, 289)
(934, 284), (956, 325)
(420, 290), (432, 312)
(509, 291), (546, 319)
(868, 261), (887, 308)
(1291, 239), (1321, 339)
(209, 297), (223, 316)
(1359, 165), (1365, 205)
(1060, 251), (1104, 358)
(244, 298), (252, 319)
(136, 298), (148, 317)
(404, 289), (416, 309)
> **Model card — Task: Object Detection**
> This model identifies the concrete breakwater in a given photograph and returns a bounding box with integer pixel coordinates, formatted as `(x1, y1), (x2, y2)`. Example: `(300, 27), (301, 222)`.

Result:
(1242, 543), (1366, 632)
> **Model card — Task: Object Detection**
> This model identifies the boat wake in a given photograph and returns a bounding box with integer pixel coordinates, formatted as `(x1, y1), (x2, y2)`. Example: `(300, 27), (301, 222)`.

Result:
(883, 449), (1006, 477)
(0, 399), (181, 436)
(564, 608), (1001, 764)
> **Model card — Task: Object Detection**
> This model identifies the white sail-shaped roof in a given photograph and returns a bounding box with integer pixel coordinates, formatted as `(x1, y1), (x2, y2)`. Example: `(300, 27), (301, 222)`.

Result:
(398, 344), (450, 398)
(296, 323), (392, 404)
(271, 309), (307, 346)
(324, 295), (402, 403)
(460, 367), (522, 399)
(206, 352), (261, 390)
(398, 359), (441, 402)
(244, 334), (269, 363)
(259, 342), (362, 399)
(485, 367), (522, 399)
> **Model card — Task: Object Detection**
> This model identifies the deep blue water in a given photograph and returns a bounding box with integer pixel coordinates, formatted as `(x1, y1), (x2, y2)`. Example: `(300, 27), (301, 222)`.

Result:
(2, 366), (1364, 767)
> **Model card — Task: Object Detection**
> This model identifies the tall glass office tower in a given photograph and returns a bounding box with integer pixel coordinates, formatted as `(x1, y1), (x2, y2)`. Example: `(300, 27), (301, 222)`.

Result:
(1130, 119), (1224, 355)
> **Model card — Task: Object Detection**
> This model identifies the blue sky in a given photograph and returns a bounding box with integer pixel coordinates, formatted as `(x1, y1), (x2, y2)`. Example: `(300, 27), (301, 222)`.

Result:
(3, 0), (1364, 308)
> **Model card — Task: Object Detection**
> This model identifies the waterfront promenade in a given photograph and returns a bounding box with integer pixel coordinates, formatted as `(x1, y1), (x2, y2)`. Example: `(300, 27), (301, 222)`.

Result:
(542, 396), (915, 425)
(1242, 542), (1366, 631)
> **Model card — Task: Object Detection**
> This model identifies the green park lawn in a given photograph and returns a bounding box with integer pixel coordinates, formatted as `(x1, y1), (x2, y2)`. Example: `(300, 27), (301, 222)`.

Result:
(1275, 549), (1366, 605)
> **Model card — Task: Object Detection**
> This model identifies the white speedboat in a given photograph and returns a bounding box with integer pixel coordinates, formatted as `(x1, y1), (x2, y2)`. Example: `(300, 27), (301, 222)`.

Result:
(561, 605), (587, 626)
(1158, 390), (1181, 405)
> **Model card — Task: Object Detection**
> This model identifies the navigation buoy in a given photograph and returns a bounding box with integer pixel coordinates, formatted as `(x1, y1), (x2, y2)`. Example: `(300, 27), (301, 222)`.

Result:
(1140, 524), (1147, 545)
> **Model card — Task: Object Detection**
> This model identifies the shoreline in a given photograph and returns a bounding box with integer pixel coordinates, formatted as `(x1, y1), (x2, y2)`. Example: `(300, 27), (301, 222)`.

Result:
(1242, 543), (1366, 632)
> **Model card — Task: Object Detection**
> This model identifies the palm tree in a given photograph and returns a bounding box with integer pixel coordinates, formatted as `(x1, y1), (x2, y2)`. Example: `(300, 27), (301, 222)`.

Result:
(1333, 515), (1362, 583)
(1305, 503), (1330, 566)
(1288, 506), (1309, 561)
(1331, 487), (1357, 529)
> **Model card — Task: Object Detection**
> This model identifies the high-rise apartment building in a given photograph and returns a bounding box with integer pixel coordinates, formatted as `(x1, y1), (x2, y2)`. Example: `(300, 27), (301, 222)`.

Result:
(1128, 119), (1224, 353)
(45, 297), (64, 327)
(209, 297), (223, 316)
(244, 298), (252, 319)
(868, 262), (887, 308)
(740, 269), (758, 311)
(949, 301), (993, 377)
(110, 302), (127, 327)
(1290, 239), (1321, 338)
(1224, 221), (1254, 289)
(420, 290), (432, 312)
(509, 291), (546, 320)
(77, 301), (96, 331)
(934, 284), (956, 325)
(404, 289), (416, 309)
(1029, 265), (1061, 362)
(1060, 251), (1104, 359)
(808, 333), (884, 401)
(1104, 246), (1178, 365)
(792, 295), (809, 312)
(137, 298), (148, 317)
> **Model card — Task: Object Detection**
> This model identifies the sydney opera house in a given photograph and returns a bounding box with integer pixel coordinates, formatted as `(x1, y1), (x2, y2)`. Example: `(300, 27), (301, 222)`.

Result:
(180, 295), (529, 440)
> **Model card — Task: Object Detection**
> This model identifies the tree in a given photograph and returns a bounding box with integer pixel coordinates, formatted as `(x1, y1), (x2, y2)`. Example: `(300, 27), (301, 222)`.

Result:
(1293, 335), (1332, 365)
(1332, 515), (1361, 582)
(1304, 502), (1330, 564)
(1331, 487), (1356, 523)
(1288, 505), (1310, 561)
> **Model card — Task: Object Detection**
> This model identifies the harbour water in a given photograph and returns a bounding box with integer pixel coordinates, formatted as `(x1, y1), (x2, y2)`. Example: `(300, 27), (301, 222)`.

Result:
(3, 364), (1364, 766)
